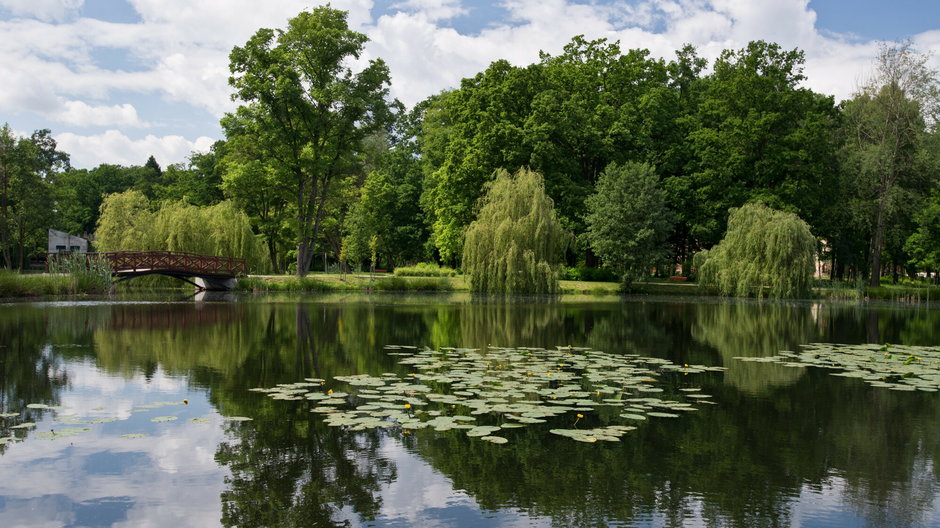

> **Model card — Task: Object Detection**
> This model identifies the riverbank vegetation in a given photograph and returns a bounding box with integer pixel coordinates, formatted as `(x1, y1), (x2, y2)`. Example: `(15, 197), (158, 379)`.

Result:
(2, 6), (939, 297)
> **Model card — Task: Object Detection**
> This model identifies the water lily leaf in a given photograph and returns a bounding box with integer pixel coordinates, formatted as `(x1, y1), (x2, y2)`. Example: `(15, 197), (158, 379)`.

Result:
(11, 422), (36, 429)
(647, 412), (680, 418)
(150, 416), (178, 422)
(620, 413), (647, 421)
(0, 413), (19, 418)
(120, 433), (149, 439)
(481, 435), (508, 444)
(224, 416), (254, 422)
(35, 427), (89, 440)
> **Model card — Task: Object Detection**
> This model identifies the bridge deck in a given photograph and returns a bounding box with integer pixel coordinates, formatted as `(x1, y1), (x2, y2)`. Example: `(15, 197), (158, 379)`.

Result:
(93, 251), (247, 279)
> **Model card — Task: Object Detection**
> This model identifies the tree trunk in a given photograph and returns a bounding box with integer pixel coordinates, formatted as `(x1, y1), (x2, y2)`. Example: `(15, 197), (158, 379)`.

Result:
(267, 238), (280, 275)
(296, 238), (312, 277)
(868, 198), (887, 287)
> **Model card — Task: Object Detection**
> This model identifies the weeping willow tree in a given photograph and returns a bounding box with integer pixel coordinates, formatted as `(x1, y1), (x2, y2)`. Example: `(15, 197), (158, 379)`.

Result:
(94, 190), (158, 251)
(696, 202), (816, 298)
(95, 191), (269, 272)
(462, 168), (567, 294)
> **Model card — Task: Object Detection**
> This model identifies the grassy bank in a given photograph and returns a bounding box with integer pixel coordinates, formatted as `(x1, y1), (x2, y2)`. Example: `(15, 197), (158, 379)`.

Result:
(236, 273), (626, 294)
(0, 271), (111, 297)
(236, 274), (940, 303)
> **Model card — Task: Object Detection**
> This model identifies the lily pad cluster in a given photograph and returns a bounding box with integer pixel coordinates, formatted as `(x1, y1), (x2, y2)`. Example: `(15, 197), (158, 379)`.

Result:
(735, 343), (940, 392)
(255, 345), (722, 445)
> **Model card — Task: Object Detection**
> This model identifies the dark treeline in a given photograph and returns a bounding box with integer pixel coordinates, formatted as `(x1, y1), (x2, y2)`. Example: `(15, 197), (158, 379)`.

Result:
(4, 6), (939, 284)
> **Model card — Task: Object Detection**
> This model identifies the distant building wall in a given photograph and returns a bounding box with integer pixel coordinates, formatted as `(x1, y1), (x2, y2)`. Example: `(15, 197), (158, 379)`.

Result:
(48, 229), (88, 254)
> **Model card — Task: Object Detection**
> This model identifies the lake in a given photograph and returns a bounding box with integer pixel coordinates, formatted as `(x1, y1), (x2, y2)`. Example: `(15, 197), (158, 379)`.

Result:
(1, 293), (939, 527)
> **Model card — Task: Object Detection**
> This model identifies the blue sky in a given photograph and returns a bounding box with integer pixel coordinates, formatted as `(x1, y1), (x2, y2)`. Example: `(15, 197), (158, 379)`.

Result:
(1, 0), (938, 169)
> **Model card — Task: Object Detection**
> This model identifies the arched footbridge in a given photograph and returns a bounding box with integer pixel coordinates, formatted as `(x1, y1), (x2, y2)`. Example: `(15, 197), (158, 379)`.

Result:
(92, 251), (247, 291)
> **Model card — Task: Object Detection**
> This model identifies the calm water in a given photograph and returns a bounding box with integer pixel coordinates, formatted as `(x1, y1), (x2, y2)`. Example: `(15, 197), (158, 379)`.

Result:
(1, 294), (940, 528)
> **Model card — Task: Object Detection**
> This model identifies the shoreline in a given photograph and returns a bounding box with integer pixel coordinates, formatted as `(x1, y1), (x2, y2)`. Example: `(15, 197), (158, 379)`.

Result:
(1, 271), (937, 306)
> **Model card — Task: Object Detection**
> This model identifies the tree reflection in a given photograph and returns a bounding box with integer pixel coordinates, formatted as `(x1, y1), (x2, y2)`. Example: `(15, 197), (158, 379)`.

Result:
(3, 296), (940, 527)
(691, 302), (817, 393)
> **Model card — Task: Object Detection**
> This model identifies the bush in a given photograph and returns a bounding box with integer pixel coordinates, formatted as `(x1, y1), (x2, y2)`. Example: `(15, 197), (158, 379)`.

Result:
(559, 267), (620, 282)
(393, 263), (457, 277)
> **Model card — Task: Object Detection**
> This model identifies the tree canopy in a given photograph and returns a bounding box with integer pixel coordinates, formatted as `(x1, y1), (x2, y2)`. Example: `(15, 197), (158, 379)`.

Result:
(463, 168), (567, 294)
(583, 162), (674, 284)
(225, 6), (398, 276)
(697, 203), (816, 298)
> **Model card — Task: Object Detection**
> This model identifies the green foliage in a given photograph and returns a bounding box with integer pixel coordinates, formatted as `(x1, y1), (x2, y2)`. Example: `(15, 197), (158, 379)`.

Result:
(0, 125), (69, 269)
(697, 203), (816, 298)
(393, 263), (457, 277)
(95, 191), (269, 272)
(47, 252), (113, 293)
(94, 190), (156, 252)
(559, 267), (619, 282)
(343, 171), (394, 267)
(226, 6), (397, 275)
(463, 168), (567, 294)
(838, 42), (938, 286)
(583, 162), (674, 284)
(905, 188), (940, 272)
(681, 41), (839, 250)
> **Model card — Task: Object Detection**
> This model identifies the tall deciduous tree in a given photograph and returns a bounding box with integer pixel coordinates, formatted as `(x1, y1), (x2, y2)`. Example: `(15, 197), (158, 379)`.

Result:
(463, 168), (567, 294)
(583, 162), (674, 284)
(0, 125), (69, 268)
(226, 6), (397, 276)
(840, 42), (939, 286)
(684, 41), (839, 250)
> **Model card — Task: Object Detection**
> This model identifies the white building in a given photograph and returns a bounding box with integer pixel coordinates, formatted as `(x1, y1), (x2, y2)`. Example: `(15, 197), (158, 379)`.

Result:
(48, 229), (88, 254)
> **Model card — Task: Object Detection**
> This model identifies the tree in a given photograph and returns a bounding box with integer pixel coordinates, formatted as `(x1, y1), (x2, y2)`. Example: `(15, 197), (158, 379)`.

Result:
(0, 125), (70, 268)
(94, 190), (156, 252)
(226, 6), (397, 276)
(583, 162), (674, 284)
(420, 63), (538, 263)
(841, 42), (939, 286)
(95, 191), (268, 272)
(905, 188), (940, 279)
(343, 171), (393, 269)
(462, 168), (567, 293)
(696, 203), (816, 298)
(157, 142), (226, 206)
(683, 41), (839, 250)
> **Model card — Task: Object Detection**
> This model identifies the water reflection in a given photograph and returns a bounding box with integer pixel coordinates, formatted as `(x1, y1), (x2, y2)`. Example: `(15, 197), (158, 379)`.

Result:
(0, 296), (939, 527)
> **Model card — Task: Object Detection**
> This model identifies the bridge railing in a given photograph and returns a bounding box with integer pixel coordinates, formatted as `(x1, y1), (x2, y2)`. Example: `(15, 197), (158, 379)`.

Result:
(89, 251), (247, 277)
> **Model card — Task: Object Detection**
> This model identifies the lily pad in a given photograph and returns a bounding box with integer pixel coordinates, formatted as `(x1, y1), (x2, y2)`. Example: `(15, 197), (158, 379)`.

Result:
(150, 416), (178, 423)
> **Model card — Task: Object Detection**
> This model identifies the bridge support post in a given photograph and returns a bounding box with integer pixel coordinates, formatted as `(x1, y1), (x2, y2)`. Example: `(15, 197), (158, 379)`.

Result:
(194, 277), (238, 291)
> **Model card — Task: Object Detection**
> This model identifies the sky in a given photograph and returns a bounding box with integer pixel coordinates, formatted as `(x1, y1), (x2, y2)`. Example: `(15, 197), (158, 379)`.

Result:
(1, 0), (939, 169)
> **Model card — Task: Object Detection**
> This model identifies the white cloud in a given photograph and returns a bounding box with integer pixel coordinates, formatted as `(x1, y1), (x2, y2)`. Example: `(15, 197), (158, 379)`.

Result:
(0, 0), (82, 22)
(55, 130), (214, 168)
(391, 0), (468, 21)
(3, 0), (940, 167)
(57, 100), (147, 127)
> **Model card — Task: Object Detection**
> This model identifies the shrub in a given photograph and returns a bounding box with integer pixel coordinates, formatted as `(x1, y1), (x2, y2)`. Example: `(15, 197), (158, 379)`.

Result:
(393, 263), (457, 277)
(559, 267), (620, 282)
